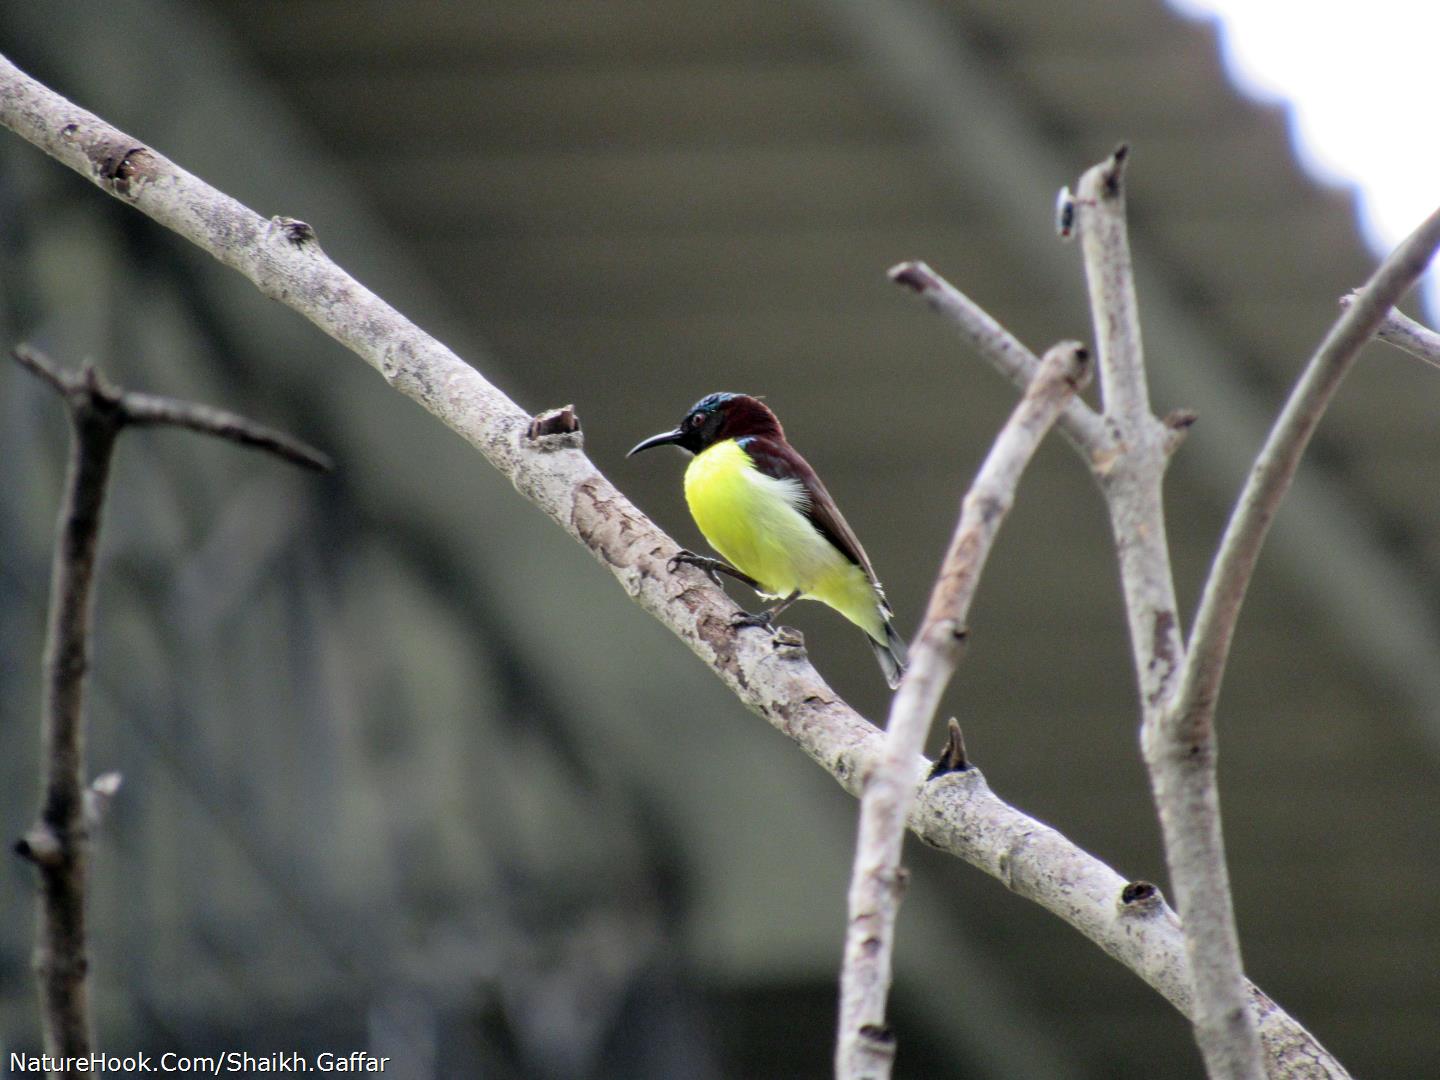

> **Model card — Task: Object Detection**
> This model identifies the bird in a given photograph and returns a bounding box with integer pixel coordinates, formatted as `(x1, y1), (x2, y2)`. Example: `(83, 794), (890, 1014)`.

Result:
(628, 392), (907, 688)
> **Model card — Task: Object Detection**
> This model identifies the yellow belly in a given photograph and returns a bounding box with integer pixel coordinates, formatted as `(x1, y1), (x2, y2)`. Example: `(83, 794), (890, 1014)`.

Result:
(683, 439), (885, 640)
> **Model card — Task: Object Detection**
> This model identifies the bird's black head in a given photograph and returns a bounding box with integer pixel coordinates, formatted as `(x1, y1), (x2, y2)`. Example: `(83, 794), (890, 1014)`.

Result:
(627, 392), (783, 457)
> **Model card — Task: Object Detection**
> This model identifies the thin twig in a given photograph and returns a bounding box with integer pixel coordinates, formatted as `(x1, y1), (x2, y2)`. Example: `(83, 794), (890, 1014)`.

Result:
(1082, 145), (1153, 432)
(1075, 147), (1263, 1080)
(12, 343), (72, 395)
(1178, 206), (1440, 739)
(122, 393), (332, 470)
(888, 261), (1114, 463)
(12, 345), (327, 1059)
(0, 55), (1347, 1076)
(1338, 292), (1440, 370)
(15, 346), (332, 472)
(836, 342), (1091, 1080)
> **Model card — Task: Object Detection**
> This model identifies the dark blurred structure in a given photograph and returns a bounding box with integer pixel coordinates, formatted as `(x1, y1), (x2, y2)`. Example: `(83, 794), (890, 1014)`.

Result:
(2, 2), (1438, 1077)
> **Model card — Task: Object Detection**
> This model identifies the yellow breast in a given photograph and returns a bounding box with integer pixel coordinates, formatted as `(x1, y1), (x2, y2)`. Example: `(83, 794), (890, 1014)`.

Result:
(682, 440), (883, 638)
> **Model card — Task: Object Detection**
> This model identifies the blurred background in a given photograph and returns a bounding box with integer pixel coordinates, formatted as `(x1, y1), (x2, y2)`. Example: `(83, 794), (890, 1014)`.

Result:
(2, 1), (1438, 1077)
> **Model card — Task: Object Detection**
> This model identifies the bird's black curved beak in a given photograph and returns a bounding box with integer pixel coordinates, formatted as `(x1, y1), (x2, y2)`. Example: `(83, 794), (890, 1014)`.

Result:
(627, 427), (685, 457)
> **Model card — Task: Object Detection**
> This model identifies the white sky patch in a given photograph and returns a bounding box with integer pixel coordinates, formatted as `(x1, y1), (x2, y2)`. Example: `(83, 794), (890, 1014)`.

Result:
(1169, 0), (1439, 316)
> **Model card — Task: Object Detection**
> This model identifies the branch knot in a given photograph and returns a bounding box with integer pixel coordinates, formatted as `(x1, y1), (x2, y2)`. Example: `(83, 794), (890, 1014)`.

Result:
(526, 405), (583, 450)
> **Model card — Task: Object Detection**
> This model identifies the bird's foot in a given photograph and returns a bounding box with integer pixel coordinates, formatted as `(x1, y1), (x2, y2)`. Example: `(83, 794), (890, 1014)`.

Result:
(731, 589), (801, 633)
(668, 549), (729, 588)
(731, 608), (776, 631)
(668, 550), (762, 591)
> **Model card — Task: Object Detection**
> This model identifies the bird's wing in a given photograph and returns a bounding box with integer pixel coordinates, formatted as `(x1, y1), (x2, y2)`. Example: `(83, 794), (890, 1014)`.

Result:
(744, 436), (889, 597)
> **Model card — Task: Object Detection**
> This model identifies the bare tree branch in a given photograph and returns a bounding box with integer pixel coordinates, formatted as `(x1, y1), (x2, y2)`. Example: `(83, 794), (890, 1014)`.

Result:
(836, 343), (1091, 1079)
(1180, 211), (1440, 744)
(917, 771), (1343, 1079)
(11, 345), (327, 1063)
(1075, 147), (1189, 714)
(888, 260), (1115, 463)
(0, 54), (1347, 1077)
(13, 367), (117, 1067)
(1074, 146), (1263, 1080)
(15, 346), (333, 471)
(121, 393), (331, 470)
(1338, 292), (1440, 370)
(1159, 206), (1440, 1076)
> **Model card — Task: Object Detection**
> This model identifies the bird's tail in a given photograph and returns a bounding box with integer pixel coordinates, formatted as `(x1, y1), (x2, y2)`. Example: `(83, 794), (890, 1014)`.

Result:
(870, 616), (908, 690)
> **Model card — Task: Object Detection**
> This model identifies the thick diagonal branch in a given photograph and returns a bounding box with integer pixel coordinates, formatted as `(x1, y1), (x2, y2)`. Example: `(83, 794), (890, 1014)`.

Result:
(836, 342), (1091, 1080)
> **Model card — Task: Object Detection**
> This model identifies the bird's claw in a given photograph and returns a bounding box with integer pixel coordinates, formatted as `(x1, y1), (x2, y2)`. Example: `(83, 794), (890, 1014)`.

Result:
(731, 609), (776, 631)
(668, 549), (727, 588)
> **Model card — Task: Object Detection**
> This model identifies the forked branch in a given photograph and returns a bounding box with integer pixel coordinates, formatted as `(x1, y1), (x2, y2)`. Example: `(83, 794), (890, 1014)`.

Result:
(12, 345), (327, 1060)
(1178, 208), (1440, 744)
(1338, 291), (1440, 370)
(1075, 146), (1263, 1080)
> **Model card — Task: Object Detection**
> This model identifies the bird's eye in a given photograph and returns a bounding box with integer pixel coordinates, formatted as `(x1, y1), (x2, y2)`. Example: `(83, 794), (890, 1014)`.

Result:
(689, 413), (706, 429)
